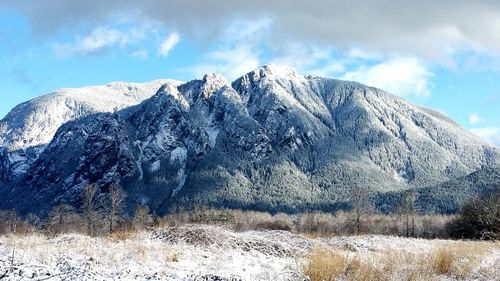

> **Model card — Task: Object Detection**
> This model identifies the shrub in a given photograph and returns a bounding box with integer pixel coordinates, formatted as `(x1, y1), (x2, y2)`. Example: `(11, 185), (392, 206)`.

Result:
(447, 191), (500, 240)
(297, 212), (336, 235)
(255, 213), (294, 231)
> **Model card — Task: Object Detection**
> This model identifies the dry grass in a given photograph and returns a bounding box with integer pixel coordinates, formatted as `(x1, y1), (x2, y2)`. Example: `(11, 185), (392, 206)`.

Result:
(108, 230), (138, 241)
(430, 242), (494, 278)
(431, 247), (455, 275)
(303, 249), (395, 281)
(303, 248), (347, 281)
(344, 257), (389, 281)
(303, 240), (498, 281)
(1, 224), (499, 280)
(165, 250), (180, 263)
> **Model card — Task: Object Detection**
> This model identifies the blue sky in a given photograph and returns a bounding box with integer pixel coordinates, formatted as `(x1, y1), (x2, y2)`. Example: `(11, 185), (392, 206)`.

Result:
(1, 1), (500, 145)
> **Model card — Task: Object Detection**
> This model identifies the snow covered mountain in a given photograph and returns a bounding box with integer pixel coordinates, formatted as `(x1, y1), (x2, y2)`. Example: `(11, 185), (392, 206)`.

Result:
(0, 65), (498, 215)
(0, 79), (181, 179)
(0, 79), (179, 151)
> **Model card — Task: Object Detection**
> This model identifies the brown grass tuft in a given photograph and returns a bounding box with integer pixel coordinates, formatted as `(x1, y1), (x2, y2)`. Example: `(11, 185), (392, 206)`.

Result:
(344, 257), (389, 281)
(165, 251), (179, 263)
(430, 242), (490, 278)
(108, 230), (137, 241)
(431, 247), (455, 275)
(303, 248), (347, 281)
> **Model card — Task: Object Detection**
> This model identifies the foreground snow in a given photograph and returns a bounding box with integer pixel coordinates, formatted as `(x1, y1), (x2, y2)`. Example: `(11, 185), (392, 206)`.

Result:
(0, 225), (499, 280)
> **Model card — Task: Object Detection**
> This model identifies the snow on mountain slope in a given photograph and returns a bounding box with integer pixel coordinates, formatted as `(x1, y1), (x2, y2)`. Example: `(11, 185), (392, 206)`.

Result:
(232, 65), (498, 186)
(1, 65), (499, 214)
(0, 79), (180, 151)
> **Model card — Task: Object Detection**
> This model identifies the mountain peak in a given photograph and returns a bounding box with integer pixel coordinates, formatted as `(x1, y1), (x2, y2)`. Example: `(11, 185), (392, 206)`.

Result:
(202, 73), (229, 97)
(240, 64), (303, 82)
(177, 73), (230, 102)
(260, 64), (300, 77)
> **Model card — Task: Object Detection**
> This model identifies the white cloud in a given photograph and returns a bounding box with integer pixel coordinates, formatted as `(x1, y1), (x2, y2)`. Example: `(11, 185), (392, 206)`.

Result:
(307, 62), (345, 77)
(52, 27), (130, 57)
(469, 114), (482, 125)
(347, 47), (381, 60)
(189, 19), (268, 79)
(159, 32), (180, 57)
(340, 57), (432, 97)
(271, 45), (330, 71)
(470, 127), (500, 146)
(192, 44), (260, 80)
(51, 24), (157, 58)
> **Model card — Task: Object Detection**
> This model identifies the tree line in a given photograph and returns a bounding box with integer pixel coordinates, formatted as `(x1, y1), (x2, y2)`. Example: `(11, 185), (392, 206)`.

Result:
(0, 184), (498, 240)
(348, 185), (500, 240)
(0, 184), (154, 236)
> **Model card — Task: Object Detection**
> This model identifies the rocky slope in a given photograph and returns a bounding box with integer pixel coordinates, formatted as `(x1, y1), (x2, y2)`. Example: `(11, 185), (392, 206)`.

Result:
(0, 79), (179, 179)
(0, 65), (498, 215)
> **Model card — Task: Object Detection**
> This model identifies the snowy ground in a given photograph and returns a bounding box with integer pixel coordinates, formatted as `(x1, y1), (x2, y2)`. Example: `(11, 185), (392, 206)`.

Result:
(0, 225), (499, 280)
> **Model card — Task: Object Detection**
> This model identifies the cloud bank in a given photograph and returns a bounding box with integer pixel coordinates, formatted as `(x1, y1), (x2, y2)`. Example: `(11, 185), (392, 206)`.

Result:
(5, 0), (500, 103)
(3, 0), (500, 63)
(340, 57), (431, 97)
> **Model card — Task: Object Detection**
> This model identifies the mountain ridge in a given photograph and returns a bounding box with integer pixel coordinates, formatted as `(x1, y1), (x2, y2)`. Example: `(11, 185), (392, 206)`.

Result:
(0, 64), (498, 215)
(0, 79), (181, 151)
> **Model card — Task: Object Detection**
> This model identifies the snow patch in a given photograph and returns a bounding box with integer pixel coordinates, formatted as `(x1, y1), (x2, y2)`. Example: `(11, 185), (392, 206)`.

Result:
(170, 147), (188, 197)
(393, 170), (404, 183)
(8, 152), (30, 176)
(170, 147), (187, 164)
(171, 168), (187, 197)
(206, 127), (220, 148)
(154, 126), (176, 151)
(135, 141), (145, 181)
(262, 64), (303, 80)
(150, 160), (161, 172)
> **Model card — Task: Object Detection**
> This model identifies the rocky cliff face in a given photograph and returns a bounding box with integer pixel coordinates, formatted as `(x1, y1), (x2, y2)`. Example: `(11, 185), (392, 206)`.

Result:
(1, 65), (498, 214)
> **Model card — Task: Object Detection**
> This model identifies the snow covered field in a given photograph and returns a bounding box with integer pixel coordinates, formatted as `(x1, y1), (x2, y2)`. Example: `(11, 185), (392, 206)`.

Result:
(1, 225), (499, 280)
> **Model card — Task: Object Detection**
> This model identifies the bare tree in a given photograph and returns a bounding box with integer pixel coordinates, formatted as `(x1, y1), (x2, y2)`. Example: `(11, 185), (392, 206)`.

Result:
(349, 186), (371, 234)
(25, 213), (41, 233)
(7, 209), (17, 234)
(398, 190), (417, 237)
(46, 204), (80, 235)
(133, 205), (153, 231)
(82, 184), (102, 236)
(0, 210), (17, 234)
(105, 184), (127, 232)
